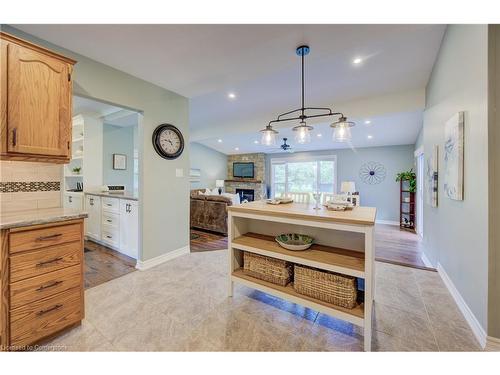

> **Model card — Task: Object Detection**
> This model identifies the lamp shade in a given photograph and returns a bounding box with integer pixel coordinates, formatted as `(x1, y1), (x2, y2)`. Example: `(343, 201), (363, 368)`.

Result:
(260, 124), (278, 146)
(340, 181), (356, 194)
(215, 180), (225, 188)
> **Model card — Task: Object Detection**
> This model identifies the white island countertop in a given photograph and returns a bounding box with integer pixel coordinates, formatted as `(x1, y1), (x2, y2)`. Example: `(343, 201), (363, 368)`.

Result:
(0, 207), (88, 230)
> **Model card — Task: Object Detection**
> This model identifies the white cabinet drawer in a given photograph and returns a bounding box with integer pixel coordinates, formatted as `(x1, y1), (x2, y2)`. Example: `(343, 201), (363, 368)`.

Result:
(101, 227), (120, 248)
(102, 197), (119, 213)
(101, 211), (119, 228)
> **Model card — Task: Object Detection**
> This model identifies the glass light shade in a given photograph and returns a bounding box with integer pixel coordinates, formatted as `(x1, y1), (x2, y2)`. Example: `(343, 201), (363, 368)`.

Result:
(331, 117), (354, 142)
(293, 124), (313, 144)
(260, 126), (278, 146)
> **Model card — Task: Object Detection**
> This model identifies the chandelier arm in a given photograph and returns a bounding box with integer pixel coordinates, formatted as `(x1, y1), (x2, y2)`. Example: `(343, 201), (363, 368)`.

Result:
(277, 108), (304, 120)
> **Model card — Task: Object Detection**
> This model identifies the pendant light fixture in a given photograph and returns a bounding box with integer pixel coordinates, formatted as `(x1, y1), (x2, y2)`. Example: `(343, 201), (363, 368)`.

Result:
(330, 116), (355, 142)
(260, 45), (355, 145)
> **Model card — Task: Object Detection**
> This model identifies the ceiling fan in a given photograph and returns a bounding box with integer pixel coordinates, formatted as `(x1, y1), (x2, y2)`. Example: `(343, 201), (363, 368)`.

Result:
(269, 138), (294, 153)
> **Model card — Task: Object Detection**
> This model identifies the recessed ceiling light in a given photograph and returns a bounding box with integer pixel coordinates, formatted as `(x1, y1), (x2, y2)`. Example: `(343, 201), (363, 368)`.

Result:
(367, 135), (373, 139)
(227, 92), (237, 100)
(364, 120), (371, 125)
(254, 140), (259, 144)
(353, 57), (363, 65)
(217, 139), (222, 143)
(234, 147), (239, 151)
(317, 133), (322, 137)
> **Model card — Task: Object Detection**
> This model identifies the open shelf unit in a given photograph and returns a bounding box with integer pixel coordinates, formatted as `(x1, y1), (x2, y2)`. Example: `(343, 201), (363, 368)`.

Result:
(400, 180), (416, 232)
(227, 202), (375, 351)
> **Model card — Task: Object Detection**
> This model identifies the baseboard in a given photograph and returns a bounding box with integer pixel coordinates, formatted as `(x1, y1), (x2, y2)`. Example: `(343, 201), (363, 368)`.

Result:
(420, 251), (434, 268)
(437, 262), (487, 348)
(375, 220), (399, 226)
(135, 245), (190, 271)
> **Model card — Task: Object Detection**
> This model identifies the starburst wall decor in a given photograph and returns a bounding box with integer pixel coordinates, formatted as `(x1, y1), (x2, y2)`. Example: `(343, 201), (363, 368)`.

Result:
(359, 161), (387, 185)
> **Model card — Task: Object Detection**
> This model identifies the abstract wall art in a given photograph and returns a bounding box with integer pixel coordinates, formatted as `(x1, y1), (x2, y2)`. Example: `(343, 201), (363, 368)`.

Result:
(443, 112), (464, 201)
(425, 145), (438, 207)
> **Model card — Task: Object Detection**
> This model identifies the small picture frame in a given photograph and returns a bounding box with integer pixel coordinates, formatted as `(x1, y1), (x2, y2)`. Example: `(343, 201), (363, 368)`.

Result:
(113, 154), (127, 170)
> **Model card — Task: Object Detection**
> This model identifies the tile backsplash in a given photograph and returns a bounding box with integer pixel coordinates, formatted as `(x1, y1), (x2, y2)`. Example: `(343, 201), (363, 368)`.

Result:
(0, 161), (62, 213)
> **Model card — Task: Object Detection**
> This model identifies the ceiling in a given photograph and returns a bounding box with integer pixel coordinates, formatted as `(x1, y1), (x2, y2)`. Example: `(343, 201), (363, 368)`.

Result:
(14, 24), (445, 153)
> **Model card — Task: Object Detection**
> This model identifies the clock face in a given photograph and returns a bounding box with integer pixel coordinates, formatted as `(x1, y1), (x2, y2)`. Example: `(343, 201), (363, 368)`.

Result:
(152, 124), (184, 159)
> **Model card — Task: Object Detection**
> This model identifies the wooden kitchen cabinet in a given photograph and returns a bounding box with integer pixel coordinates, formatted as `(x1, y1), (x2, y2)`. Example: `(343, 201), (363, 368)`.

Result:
(0, 32), (77, 163)
(1, 219), (85, 351)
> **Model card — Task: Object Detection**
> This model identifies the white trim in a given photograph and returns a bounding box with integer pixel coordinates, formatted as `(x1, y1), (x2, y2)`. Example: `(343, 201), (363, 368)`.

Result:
(437, 262), (487, 348)
(135, 245), (190, 271)
(414, 145), (424, 157)
(420, 251), (434, 268)
(375, 219), (399, 226)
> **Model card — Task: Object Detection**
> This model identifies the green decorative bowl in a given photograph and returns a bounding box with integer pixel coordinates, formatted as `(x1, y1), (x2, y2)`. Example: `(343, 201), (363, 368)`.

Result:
(275, 233), (314, 251)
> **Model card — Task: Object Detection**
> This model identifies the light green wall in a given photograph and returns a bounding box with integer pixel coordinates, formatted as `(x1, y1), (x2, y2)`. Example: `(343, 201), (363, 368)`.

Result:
(102, 124), (135, 192)
(422, 25), (489, 331)
(2, 25), (190, 262)
(189, 142), (227, 190)
(266, 145), (415, 222)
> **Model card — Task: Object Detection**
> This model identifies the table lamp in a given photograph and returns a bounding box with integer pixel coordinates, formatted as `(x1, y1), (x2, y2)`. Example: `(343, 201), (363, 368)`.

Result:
(341, 181), (356, 202)
(216, 180), (225, 195)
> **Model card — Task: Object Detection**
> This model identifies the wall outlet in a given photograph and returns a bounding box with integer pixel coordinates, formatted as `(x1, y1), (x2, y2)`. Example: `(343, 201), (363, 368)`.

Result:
(175, 168), (184, 178)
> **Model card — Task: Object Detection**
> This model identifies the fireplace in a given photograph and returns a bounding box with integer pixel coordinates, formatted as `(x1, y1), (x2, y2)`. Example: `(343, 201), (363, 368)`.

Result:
(236, 188), (255, 202)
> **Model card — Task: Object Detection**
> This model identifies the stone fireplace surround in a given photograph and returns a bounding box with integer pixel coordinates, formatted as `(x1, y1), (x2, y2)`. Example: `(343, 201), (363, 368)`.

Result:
(224, 153), (267, 201)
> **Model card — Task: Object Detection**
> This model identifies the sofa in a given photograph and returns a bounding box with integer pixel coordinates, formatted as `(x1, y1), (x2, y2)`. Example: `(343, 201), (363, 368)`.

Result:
(190, 189), (232, 235)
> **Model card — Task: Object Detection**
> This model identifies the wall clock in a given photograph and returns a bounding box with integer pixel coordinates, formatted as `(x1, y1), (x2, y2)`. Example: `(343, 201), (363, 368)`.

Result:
(152, 124), (184, 160)
(359, 161), (387, 185)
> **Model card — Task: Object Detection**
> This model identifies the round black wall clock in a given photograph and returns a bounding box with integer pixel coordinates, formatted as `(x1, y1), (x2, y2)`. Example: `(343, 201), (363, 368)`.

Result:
(152, 124), (184, 160)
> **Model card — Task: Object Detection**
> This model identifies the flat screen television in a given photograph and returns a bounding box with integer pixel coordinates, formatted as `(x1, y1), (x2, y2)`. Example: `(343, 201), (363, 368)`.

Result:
(233, 162), (254, 178)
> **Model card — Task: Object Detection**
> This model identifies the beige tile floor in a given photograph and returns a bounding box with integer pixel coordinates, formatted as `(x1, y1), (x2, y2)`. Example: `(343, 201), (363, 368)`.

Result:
(38, 249), (484, 351)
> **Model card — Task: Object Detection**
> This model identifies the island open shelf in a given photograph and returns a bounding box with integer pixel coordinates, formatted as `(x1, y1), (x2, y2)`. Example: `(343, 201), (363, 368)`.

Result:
(227, 200), (376, 351)
(232, 268), (365, 326)
(232, 233), (365, 278)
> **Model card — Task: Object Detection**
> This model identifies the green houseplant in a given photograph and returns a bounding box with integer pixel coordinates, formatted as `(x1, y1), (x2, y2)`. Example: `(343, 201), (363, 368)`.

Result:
(72, 167), (82, 175)
(395, 168), (416, 193)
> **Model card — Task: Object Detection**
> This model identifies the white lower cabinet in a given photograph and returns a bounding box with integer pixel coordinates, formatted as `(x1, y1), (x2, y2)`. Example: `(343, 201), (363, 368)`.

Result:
(84, 194), (138, 260)
(64, 192), (84, 210)
(85, 195), (101, 240)
(119, 200), (139, 259)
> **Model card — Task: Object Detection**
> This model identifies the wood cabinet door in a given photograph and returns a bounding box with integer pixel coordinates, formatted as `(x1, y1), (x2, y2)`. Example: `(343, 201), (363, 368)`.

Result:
(7, 43), (71, 157)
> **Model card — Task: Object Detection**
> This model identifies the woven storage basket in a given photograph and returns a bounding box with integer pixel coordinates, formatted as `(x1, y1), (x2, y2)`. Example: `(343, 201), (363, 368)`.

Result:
(243, 251), (293, 286)
(294, 264), (358, 309)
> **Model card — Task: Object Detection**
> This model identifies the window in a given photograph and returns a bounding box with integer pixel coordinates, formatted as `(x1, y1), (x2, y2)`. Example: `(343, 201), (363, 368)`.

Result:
(270, 155), (337, 198)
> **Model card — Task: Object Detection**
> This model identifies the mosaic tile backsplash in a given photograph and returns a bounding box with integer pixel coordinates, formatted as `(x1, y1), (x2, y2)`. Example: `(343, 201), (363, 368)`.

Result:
(0, 161), (63, 213)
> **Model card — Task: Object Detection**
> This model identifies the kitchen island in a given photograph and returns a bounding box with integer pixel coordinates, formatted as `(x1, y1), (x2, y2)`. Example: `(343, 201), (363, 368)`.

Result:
(227, 200), (376, 351)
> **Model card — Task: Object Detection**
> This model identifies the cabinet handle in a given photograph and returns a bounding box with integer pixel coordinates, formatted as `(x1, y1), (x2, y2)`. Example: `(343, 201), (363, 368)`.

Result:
(35, 233), (62, 241)
(12, 128), (17, 146)
(106, 219), (112, 223)
(36, 257), (63, 267)
(69, 196), (73, 203)
(36, 280), (63, 292)
(36, 304), (63, 316)
(106, 235), (112, 239)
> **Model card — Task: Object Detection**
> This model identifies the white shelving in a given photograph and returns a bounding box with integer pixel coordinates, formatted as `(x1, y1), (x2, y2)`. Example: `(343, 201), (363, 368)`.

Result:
(63, 115), (85, 210)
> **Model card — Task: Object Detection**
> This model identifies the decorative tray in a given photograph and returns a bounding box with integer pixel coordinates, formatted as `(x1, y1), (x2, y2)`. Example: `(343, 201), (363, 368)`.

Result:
(266, 198), (294, 205)
(275, 233), (314, 251)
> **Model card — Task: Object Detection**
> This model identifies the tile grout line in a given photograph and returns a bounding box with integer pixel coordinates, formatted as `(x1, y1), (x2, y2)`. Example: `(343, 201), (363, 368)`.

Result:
(413, 269), (441, 351)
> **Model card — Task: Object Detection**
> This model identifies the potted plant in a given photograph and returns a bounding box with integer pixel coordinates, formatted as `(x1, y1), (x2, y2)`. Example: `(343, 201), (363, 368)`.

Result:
(72, 167), (82, 175)
(395, 168), (416, 193)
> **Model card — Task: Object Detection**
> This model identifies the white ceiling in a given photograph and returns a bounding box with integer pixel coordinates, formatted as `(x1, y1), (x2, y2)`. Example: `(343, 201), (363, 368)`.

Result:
(14, 24), (445, 153)
(197, 110), (423, 154)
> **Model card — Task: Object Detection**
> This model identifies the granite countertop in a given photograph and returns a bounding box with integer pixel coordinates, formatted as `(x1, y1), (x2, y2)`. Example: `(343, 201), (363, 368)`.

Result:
(0, 207), (88, 230)
(84, 191), (138, 201)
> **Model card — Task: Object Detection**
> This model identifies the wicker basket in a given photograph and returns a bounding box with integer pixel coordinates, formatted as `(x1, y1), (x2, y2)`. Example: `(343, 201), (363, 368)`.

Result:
(294, 264), (358, 309)
(243, 251), (293, 286)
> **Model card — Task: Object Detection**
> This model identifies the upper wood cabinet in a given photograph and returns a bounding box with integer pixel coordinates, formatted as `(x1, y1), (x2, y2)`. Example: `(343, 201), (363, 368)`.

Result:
(0, 32), (77, 163)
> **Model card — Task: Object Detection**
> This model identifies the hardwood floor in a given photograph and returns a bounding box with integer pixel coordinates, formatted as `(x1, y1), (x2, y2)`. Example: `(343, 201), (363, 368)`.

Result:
(190, 229), (228, 252)
(375, 224), (433, 270)
(84, 240), (136, 289)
